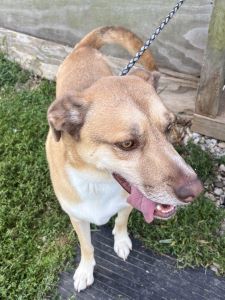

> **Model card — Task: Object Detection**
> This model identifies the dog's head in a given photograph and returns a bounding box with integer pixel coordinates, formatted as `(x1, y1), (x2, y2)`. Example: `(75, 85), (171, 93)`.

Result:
(48, 68), (203, 222)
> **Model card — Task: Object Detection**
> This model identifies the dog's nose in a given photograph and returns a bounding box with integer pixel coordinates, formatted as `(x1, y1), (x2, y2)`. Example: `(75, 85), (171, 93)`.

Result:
(174, 178), (203, 203)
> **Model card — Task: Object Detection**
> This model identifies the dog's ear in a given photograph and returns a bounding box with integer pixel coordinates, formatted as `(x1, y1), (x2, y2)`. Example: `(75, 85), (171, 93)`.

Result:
(129, 68), (160, 90)
(47, 93), (89, 142)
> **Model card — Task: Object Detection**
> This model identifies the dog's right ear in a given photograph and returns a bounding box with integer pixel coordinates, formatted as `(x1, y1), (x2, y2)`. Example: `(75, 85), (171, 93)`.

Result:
(47, 93), (89, 142)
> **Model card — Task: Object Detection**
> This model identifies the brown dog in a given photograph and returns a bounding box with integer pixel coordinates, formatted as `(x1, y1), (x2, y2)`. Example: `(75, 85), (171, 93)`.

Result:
(46, 26), (203, 292)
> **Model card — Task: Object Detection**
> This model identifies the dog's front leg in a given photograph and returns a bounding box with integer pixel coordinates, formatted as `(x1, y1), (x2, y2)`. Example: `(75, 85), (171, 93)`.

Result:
(70, 217), (95, 292)
(113, 205), (133, 260)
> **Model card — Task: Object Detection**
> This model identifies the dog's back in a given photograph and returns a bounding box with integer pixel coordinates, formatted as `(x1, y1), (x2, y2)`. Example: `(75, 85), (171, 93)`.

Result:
(56, 26), (157, 97)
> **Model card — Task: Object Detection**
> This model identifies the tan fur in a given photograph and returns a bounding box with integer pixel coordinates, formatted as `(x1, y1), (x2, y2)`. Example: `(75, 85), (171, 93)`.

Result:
(113, 206), (133, 234)
(75, 26), (157, 70)
(46, 26), (202, 292)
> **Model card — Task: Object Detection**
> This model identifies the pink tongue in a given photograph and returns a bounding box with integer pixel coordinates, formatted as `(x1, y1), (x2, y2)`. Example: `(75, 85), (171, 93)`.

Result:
(127, 186), (156, 223)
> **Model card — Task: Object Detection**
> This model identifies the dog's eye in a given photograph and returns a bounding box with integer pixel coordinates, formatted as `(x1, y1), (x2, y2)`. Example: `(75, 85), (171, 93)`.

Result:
(116, 140), (137, 151)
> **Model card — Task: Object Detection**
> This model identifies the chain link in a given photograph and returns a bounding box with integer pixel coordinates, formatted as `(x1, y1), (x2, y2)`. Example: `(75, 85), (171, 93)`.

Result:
(120, 0), (186, 76)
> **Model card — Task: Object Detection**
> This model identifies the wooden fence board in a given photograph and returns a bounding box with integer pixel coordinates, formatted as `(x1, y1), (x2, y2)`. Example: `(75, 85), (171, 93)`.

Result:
(0, 0), (213, 76)
(195, 0), (225, 118)
(0, 27), (197, 118)
(192, 0), (225, 141)
(192, 113), (225, 141)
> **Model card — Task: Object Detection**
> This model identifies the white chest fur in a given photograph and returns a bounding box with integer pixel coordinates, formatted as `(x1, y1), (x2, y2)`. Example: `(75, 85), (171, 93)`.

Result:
(60, 166), (129, 225)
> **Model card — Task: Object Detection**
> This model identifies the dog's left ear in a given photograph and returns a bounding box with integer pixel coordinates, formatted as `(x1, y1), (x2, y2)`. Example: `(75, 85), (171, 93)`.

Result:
(47, 93), (89, 142)
(129, 68), (160, 90)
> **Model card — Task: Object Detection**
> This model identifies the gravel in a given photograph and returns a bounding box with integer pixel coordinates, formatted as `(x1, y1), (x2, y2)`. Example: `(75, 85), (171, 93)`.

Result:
(185, 132), (225, 208)
(186, 134), (225, 208)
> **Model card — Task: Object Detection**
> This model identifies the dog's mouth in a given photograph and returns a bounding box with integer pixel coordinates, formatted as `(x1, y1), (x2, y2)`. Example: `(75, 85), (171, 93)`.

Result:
(113, 173), (176, 223)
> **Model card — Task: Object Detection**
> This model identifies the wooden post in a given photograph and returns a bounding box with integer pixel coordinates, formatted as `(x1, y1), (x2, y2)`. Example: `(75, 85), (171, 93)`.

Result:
(192, 0), (225, 140)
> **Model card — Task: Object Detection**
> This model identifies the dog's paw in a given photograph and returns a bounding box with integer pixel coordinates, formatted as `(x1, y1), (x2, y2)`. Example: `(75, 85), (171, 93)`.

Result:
(73, 260), (95, 292)
(113, 230), (132, 261)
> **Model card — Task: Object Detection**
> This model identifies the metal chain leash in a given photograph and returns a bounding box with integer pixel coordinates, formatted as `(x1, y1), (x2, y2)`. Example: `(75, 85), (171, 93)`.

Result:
(120, 0), (186, 76)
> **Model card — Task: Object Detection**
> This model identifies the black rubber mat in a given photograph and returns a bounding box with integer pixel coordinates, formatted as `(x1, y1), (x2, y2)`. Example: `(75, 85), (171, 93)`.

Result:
(58, 226), (225, 300)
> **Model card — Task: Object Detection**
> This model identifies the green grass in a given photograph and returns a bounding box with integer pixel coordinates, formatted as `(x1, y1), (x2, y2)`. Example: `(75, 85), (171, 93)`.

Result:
(217, 155), (225, 165)
(0, 54), (76, 299)
(0, 54), (225, 299)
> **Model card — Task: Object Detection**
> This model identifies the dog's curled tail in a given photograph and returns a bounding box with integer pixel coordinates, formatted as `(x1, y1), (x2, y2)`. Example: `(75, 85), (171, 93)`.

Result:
(75, 26), (157, 71)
